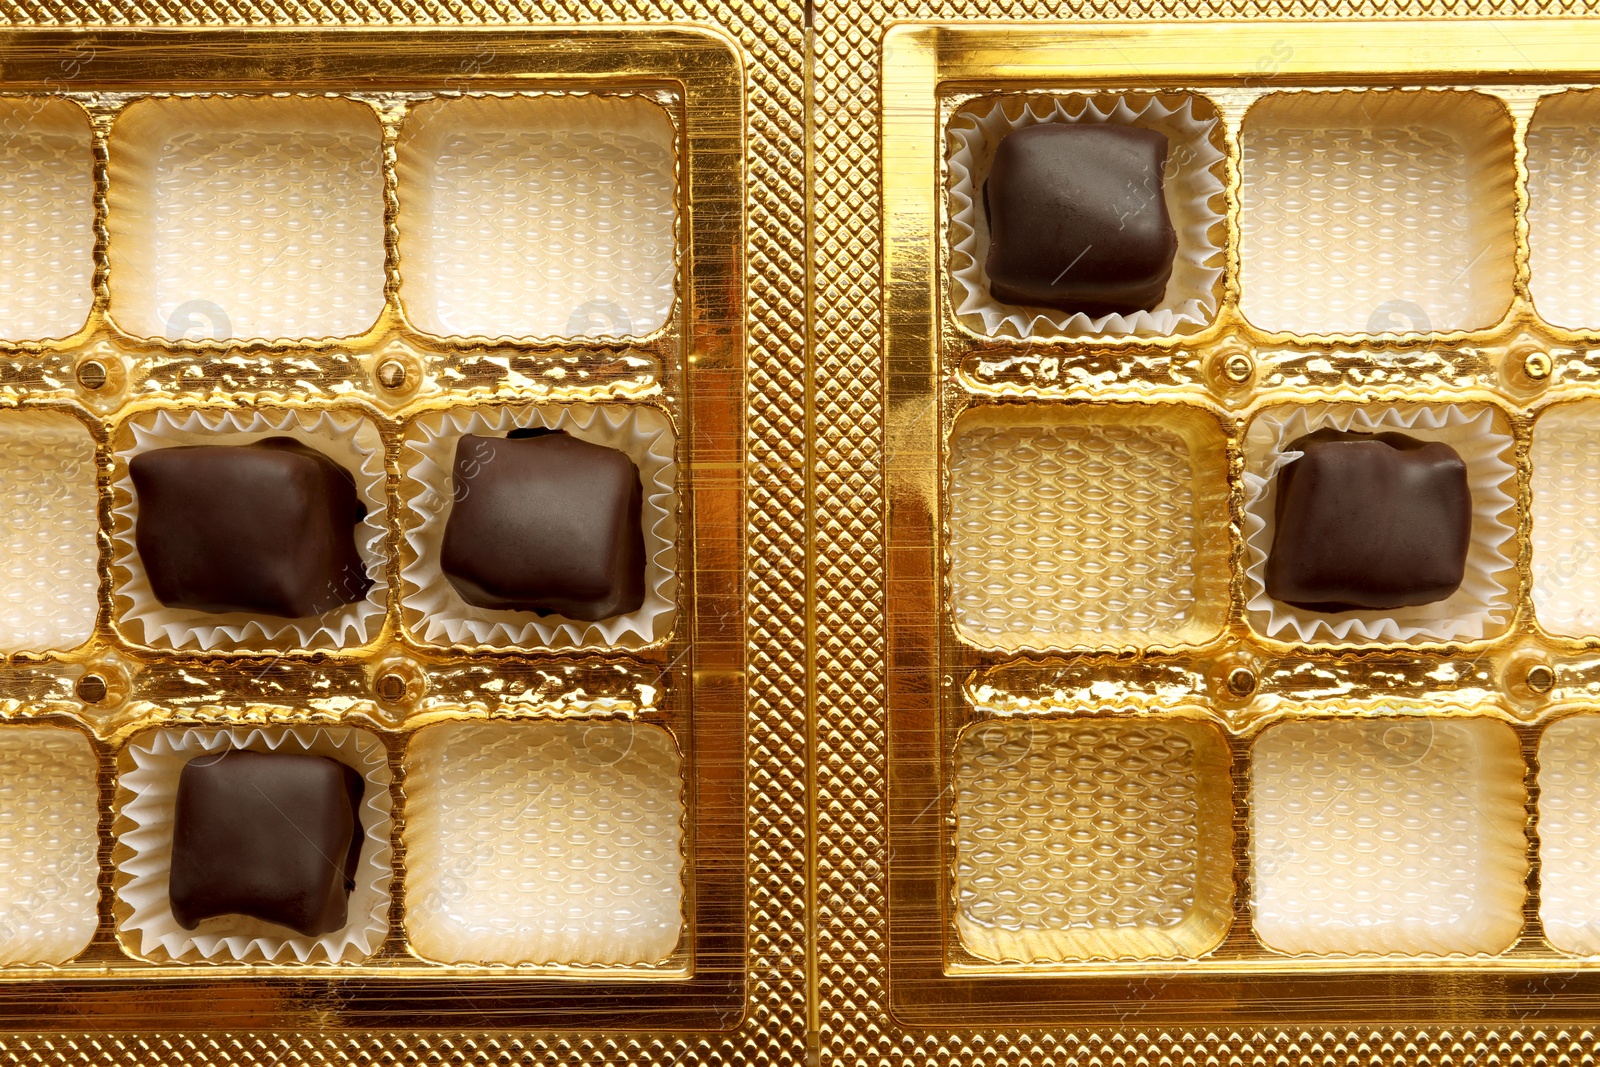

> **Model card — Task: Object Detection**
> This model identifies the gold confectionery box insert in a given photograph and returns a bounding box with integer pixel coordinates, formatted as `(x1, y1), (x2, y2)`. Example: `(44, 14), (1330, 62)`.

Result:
(0, 21), (809, 1054)
(850, 14), (1600, 1052)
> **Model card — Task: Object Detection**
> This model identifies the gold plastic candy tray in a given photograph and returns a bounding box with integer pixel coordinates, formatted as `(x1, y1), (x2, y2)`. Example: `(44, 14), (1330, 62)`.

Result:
(0, 23), (770, 1040)
(868, 15), (1600, 1041)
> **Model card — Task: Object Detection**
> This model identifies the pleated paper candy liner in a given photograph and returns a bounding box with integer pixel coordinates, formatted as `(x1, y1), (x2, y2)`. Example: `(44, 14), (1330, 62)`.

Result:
(1242, 404), (1517, 644)
(401, 403), (677, 650)
(114, 725), (392, 965)
(110, 408), (389, 652)
(946, 94), (1225, 340)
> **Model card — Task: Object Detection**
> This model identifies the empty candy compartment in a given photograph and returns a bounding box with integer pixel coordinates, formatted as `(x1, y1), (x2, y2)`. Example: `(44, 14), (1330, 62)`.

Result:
(396, 95), (677, 341)
(403, 719), (686, 967)
(0, 99), (93, 341)
(0, 726), (100, 966)
(1250, 716), (1527, 957)
(946, 404), (1231, 652)
(1535, 715), (1600, 955)
(952, 716), (1233, 963)
(1531, 401), (1600, 638)
(0, 411), (99, 655)
(105, 96), (385, 342)
(1526, 91), (1600, 329)
(1240, 90), (1515, 335)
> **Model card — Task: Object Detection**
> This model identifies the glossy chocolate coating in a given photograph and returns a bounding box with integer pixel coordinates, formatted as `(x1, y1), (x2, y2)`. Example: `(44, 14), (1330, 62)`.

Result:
(983, 123), (1179, 316)
(130, 437), (372, 618)
(1265, 429), (1472, 613)
(440, 430), (646, 620)
(168, 749), (365, 937)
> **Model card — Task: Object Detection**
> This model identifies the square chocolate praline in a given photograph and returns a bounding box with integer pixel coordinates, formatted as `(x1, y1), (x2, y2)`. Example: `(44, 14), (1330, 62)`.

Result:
(440, 430), (646, 621)
(1265, 429), (1472, 613)
(168, 749), (365, 937)
(983, 123), (1179, 316)
(129, 437), (373, 619)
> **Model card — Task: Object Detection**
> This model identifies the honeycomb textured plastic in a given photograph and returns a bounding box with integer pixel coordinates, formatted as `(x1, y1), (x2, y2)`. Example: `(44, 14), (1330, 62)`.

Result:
(403, 719), (685, 967)
(1250, 717), (1527, 957)
(0, 727), (98, 966)
(106, 96), (386, 342)
(1531, 402), (1600, 637)
(397, 95), (677, 340)
(0, 100), (93, 341)
(1526, 95), (1600, 329)
(946, 408), (1230, 651)
(953, 717), (1234, 962)
(1535, 715), (1600, 954)
(0, 412), (100, 655)
(1239, 91), (1516, 335)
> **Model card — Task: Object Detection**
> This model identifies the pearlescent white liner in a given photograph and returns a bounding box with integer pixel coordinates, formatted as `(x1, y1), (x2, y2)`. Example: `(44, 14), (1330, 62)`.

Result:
(1242, 404), (1516, 644)
(1539, 715), (1600, 954)
(396, 93), (678, 342)
(1526, 92), (1600, 329)
(0, 99), (94, 341)
(401, 404), (677, 650)
(1250, 716), (1527, 958)
(1239, 90), (1517, 336)
(947, 94), (1225, 339)
(111, 408), (388, 652)
(0, 726), (99, 966)
(403, 719), (685, 967)
(105, 95), (385, 342)
(0, 410), (99, 654)
(115, 725), (392, 965)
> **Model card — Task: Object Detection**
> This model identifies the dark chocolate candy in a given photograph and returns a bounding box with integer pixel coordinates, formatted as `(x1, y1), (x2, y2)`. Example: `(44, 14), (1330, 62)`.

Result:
(129, 437), (372, 618)
(168, 749), (365, 937)
(440, 430), (646, 620)
(1265, 429), (1472, 613)
(983, 123), (1178, 316)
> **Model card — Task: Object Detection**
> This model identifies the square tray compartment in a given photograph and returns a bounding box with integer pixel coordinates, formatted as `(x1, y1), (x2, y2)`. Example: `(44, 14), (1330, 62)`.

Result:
(397, 403), (678, 653)
(112, 724), (393, 966)
(402, 719), (686, 969)
(0, 99), (93, 343)
(1526, 90), (1600, 330)
(1241, 402), (1518, 647)
(1531, 400), (1600, 639)
(106, 95), (386, 343)
(1536, 713), (1600, 954)
(0, 410), (100, 655)
(952, 716), (1233, 963)
(1239, 90), (1516, 337)
(1249, 716), (1527, 958)
(0, 725), (100, 966)
(946, 403), (1231, 653)
(944, 92), (1226, 342)
(396, 94), (677, 342)
(0, 23), (750, 1037)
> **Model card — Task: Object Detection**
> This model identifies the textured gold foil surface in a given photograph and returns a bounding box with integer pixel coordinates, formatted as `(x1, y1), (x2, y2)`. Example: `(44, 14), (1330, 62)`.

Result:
(1, 1), (1600, 1064)
(0, 7), (808, 1066)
